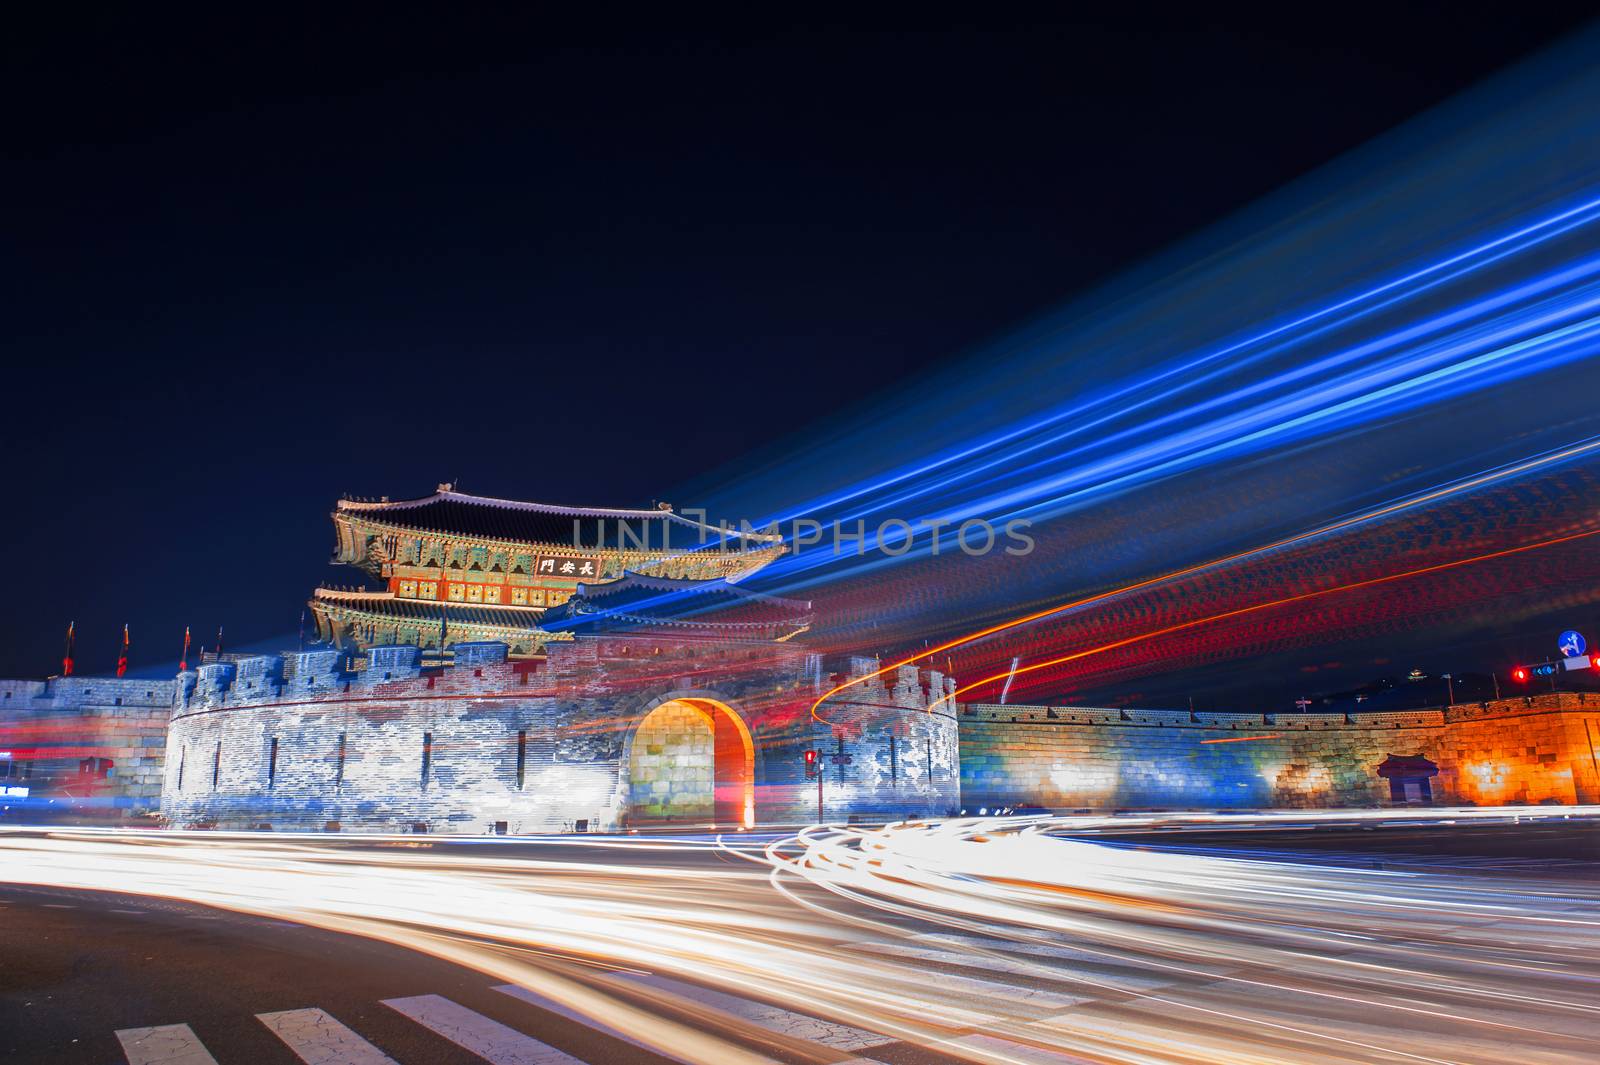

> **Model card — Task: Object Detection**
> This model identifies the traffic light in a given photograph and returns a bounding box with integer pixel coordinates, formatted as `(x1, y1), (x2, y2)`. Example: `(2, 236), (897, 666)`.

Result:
(803, 749), (820, 779)
(1511, 666), (1529, 684)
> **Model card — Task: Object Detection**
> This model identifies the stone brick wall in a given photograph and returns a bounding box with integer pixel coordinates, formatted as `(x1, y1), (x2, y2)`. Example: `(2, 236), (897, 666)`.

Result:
(0, 676), (175, 821)
(627, 701), (714, 820)
(161, 641), (960, 833)
(960, 693), (1600, 810)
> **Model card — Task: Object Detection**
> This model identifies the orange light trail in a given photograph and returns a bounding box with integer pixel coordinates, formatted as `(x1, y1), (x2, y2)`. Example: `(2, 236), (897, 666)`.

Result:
(1199, 733), (1286, 744)
(809, 436), (1600, 723)
(931, 525), (1600, 709)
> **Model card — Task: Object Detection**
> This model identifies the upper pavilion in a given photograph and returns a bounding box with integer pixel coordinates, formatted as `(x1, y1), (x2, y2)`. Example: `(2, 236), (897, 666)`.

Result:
(310, 485), (785, 656)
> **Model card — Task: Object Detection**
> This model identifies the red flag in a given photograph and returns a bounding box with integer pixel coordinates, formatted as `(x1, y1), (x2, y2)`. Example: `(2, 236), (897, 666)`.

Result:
(179, 625), (191, 672)
(63, 621), (75, 677)
(116, 624), (130, 678)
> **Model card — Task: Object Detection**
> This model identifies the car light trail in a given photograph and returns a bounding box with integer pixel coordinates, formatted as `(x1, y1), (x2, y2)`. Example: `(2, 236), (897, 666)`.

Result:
(931, 524), (1600, 709)
(3, 810), (1597, 1064)
(808, 433), (1600, 723)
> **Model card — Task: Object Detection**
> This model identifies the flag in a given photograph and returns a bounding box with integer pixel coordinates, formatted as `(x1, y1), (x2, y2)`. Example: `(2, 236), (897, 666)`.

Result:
(179, 625), (191, 672)
(215, 624), (224, 659)
(298, 609), (306, 651)
(116, 624), (130, 678)
(63, 621), (75, 677)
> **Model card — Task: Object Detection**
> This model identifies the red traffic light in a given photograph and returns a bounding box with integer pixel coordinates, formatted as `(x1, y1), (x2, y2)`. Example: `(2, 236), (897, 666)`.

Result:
(1511, 667), (1529, 683)
(803, 749), (817, 764)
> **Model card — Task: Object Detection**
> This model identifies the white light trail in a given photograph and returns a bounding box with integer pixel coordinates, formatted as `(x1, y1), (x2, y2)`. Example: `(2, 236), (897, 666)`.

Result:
(2, 808), (1596, 1064)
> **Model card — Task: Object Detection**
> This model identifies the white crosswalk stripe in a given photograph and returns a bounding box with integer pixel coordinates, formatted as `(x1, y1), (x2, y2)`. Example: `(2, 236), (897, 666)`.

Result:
(383, 993), (583, 1065)
(115, 1023), (220, 1065)
(111, 954), (1114, 1065)
(618, 971), (896, 1051)
(493, 983), (699, 1064)
(258, 1007), (399, 1064)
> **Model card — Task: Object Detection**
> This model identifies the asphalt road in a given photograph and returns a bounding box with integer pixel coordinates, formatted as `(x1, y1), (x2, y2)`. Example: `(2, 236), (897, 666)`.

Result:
(0, 882), (683, 1065)
(3, 811), (1598, 1065)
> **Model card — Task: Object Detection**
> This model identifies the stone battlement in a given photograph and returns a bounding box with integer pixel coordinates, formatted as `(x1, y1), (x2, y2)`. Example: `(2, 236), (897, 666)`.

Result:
(174, 643), (957, 718)
(963, 692), (1600, 730)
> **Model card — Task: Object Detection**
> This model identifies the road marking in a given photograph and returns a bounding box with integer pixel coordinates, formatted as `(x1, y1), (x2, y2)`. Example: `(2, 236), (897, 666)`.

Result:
(499, 980), (867, 1064)
(617, 971), (896, 1051)
(897, 963), (1095, 1013)
(494, 983), (694, 1063)
(110, 908), (148, 915)
(383, 994), (583, 1065)
(42, 903), (76, 908)
(258, 1007), (398, 1064)
(866, 942), (1089, 981)
(898, 936), (1176, 991)
(115, 1023), (219, 1065)
(938, 1033), (1099, 1064)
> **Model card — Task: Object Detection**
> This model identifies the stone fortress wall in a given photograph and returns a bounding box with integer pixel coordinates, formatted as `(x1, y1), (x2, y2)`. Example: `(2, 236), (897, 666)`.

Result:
(0, 676), (175, 819)
(960, 693), (1600, 810)
(159, 641), (960, 833)
(8, 658), (1598, 831)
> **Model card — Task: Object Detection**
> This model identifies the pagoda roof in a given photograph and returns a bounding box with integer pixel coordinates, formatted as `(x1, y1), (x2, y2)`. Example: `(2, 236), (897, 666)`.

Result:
(539, 573), (812, 638)
(337, 486), (781, 552)
(311, 588), (547, 630)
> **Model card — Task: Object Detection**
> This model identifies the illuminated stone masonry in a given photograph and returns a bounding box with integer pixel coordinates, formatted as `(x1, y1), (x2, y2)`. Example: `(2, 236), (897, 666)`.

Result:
(159, 640), (960, 834)
(0, 676), (175, 820)
(960, 693), (1600, 809)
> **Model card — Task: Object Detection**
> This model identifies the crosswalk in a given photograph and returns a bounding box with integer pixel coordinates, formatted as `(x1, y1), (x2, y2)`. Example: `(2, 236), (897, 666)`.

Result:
(259, 1008), (398, 1065)
(109, 932), (1140, 1065)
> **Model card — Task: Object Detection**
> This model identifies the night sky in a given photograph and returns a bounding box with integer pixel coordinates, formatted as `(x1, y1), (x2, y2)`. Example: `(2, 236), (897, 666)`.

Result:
(5, 8), (1595, 679)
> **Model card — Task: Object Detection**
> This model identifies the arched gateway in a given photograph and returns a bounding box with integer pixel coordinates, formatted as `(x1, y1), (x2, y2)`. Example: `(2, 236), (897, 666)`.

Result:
(626, 696), (754, 829)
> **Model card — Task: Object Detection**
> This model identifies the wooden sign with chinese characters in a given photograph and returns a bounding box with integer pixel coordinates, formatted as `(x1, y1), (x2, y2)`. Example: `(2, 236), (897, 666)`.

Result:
(534, 556), (601, 580)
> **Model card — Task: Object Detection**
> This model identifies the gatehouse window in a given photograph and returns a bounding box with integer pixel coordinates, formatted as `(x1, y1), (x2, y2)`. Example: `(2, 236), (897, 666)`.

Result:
(485, 586), (501, 604)
(448, 584), (465, 602)
(398, 580), (417, 598)
(511, 588), (527, 605)
(466, 585), (483, 603)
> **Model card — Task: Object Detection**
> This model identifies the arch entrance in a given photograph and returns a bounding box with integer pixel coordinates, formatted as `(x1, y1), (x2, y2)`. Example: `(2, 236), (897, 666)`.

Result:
(627, 697), (754, 829)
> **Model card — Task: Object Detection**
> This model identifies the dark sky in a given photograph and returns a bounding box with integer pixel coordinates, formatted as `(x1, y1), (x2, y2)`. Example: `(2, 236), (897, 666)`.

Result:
(4, 7), (1595, 677)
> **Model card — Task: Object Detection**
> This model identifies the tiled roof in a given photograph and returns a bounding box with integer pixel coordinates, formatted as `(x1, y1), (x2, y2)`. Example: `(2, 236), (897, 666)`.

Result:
(310, 589), (545, 630)
(337, 487), (779, 552)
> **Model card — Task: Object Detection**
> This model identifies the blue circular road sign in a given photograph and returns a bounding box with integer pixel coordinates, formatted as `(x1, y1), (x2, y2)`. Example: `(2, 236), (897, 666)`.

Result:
(1558, 630), (1586, 657)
